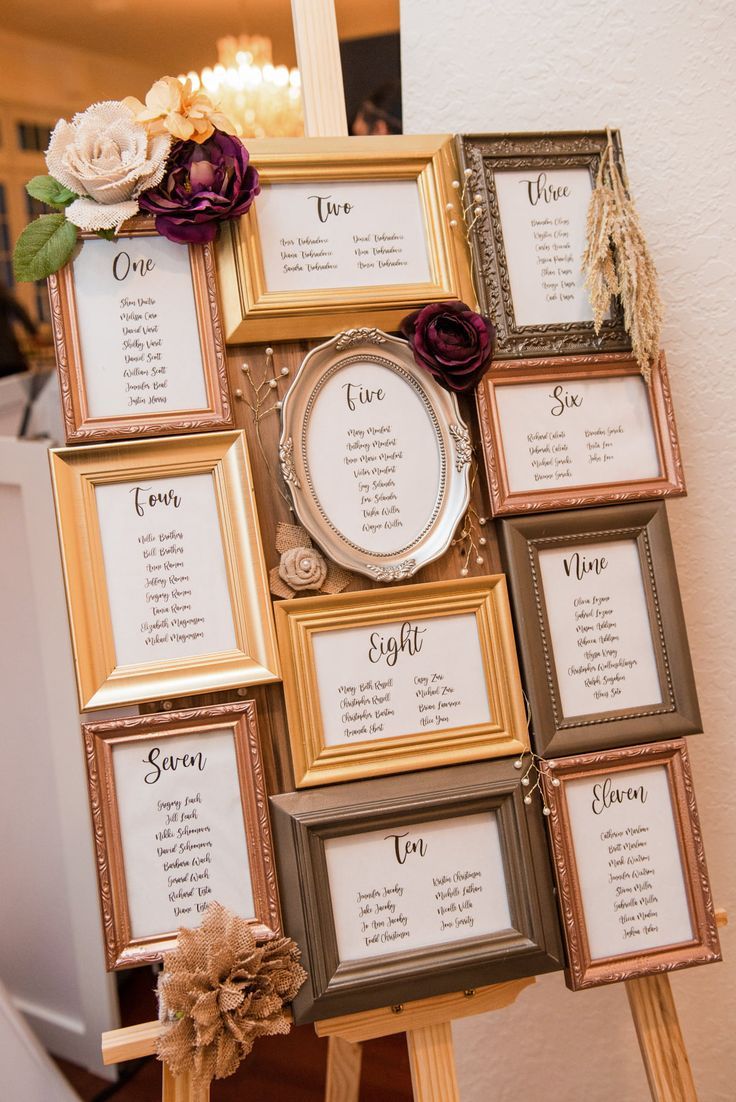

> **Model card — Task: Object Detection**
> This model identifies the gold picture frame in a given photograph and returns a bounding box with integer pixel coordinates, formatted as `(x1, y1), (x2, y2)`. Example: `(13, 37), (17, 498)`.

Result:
(49, 216), (233, 443)
(275, 576), (529, 787)
(83, 701), (282, 969)
(217, 135), (475, 342)
(50, 430), (280, 710)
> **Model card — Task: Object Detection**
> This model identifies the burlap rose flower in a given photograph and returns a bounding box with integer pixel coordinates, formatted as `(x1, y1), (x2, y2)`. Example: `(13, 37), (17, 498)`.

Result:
(157, 902), (306, 1090)
(279, 546), (328, 592)
(46, 101), (171, 232)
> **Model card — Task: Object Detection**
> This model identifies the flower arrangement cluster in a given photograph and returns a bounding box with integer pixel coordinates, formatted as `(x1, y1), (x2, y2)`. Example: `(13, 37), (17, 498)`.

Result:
(13, 76), (260, 282)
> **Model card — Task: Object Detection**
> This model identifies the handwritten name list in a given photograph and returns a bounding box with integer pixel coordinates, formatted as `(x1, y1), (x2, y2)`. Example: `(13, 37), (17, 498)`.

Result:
(495, 375), (661, 493)
(494, 168), (596, 326)
(257, 179), (431, 292)
(312, 613), (491, 747)
(95, 473), (236, 667)
(113, 729), (255, 939)
(565, 765), (693, 958)
(306, 360), (442, 555)
(72, 235), (207, 419)
(538, 540), (663, 718)
(324, 813), (511, 961)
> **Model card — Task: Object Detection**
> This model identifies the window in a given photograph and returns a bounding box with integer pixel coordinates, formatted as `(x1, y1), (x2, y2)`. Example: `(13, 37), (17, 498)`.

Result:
(16, 121), (53, 153)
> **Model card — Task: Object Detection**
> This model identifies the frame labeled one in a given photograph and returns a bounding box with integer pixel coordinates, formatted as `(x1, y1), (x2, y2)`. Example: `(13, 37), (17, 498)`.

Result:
(270, 760), (563, 1023)
(500, 503), (700, 756)
(275, 576), (529, 787)
(49, 215), (232, 443)
(84, 702), (281, 969)
(217, 134), (475, 341)
(458, 130), (630, 359)
(50, 430), (281, 710)
(477, 352), (685, 515)
(541, 740), (720, 989)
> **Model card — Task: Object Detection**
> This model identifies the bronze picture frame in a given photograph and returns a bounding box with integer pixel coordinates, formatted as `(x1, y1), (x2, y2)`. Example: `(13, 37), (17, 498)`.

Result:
(270, 760), (563, 1024)
(457, 130), (631, 359)
(499, 503), (701, 756)
(83, 701), (281, 969)
(540, 740), (720, 989)
(477, 352), (685, 515)
(49, 216), (232, 443)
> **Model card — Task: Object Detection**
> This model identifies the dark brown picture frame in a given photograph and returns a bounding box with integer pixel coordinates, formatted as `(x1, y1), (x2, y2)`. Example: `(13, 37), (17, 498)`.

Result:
(83, 701), (281, 969)
(457, 130), (631, 359)
(499, 503), (701, 756)
(540, 740), (720, 990)
(477, 352), (686, 515)
(270, 760), (563, 1024)
(49, 215), (233, 443)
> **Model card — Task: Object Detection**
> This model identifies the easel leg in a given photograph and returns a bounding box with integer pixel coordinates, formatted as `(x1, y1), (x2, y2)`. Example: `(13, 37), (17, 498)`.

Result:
(625, 974), (697, 1102)
(325, 1036), (363, 1102)
(406, 1022), (460, 1102)
(162, 1065), (210, 1102)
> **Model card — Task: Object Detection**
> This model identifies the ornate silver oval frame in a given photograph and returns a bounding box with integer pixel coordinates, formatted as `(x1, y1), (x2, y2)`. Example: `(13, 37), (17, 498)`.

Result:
(279, 328), (471, 580)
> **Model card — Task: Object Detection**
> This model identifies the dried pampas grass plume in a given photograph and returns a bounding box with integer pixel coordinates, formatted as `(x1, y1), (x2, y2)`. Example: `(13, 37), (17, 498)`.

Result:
(582, 132), (663, 382)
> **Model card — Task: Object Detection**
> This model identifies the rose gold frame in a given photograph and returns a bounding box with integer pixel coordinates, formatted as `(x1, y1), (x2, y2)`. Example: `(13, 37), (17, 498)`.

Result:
(540, 740), (720, 990)
(48, 216), (233, 443)
(477, 352), (685, 516)
(83, 701), (282, 970)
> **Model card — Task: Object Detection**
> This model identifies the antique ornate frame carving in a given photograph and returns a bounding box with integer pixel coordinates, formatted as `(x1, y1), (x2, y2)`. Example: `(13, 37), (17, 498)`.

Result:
(477, 352), (686, 515)
(50, 430), (281, 710)
(274, 576), (529, 787)
(457, 130), (631, 358)
(48, 215), (232, 443)
(216, 135), (475, 341)
(83, 701), (281, 969)
(279, 329), (471, 580)
(270, 760), (563, 1023)
(540, 740), (720, 990)
(499, 503), (701, 756)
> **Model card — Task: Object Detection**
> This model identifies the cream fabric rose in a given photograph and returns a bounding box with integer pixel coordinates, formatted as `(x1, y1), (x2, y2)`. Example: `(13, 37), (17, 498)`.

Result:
(46, 101), (171, 232)
(278, 546), (327, 592)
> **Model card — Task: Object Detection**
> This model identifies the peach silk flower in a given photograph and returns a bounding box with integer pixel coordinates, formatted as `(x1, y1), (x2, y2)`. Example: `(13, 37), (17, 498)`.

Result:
(124, 76), (237, 144)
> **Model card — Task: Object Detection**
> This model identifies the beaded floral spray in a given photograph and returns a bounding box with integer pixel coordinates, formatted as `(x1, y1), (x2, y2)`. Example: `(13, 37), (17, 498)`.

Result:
(13, 76), (259, 281)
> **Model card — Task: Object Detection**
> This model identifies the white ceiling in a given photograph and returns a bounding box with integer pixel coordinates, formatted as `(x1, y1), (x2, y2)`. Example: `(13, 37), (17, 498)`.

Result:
(1, 0), (399, 74)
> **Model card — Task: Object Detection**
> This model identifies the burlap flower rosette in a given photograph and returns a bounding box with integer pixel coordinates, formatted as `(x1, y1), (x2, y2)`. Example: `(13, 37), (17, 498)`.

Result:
(156, 902), (307, 1089)
(270, 521), (352, 599)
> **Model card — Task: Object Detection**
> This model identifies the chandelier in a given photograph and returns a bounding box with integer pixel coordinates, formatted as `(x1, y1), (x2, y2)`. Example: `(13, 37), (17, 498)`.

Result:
(179, 35), (303, 139)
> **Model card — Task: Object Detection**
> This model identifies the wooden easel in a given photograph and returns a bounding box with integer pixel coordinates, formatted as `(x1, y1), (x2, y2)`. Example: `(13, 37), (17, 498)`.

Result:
(99, 3), (725, 1099)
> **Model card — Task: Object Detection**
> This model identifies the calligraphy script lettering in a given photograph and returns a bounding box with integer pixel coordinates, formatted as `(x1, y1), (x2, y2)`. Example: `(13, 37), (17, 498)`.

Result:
(142, 745), (207, 784)
(308, 194), (354, 223)
(131, 485), (182, 517)
(343, 382), (386, 411)
(591, 776), (649, 815)
(549, 384), (583, 416)
(368, 621), (426, 667)
(522, 172), (571, 206)
(385, 832), (428, 864)
(563, 550), (608, 580)
(113, 251), (156, 282)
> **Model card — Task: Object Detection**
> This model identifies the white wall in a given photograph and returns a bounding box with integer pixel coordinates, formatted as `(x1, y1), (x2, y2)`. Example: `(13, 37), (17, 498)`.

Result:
(401, 2), (735, 1099)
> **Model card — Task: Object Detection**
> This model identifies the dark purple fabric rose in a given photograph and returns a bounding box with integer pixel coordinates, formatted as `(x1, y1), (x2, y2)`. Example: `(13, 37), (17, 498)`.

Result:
(139, 131), (260, 244)
(400, 301), (495, 393)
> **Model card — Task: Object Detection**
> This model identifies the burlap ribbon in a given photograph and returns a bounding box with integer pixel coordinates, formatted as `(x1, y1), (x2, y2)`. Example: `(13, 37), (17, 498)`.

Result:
(269, 521), (352, 599)
(156, 902), (307, 1090)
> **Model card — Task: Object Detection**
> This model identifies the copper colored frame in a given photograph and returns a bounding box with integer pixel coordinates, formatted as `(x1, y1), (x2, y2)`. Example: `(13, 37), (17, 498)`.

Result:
(477, 352), (685, 516)
(457, 130), (631, 359)
(48, 216), (232, 443)
(540, 740), (720, 990)
(499, 503), (701, 757)
(83, 701), (281, 970)
(270, 760), (563, 1024)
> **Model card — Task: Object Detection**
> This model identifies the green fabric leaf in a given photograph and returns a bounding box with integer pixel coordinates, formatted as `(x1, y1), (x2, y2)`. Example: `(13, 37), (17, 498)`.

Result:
(25, 175), (78, 209)
(13, 214), (78, 282)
